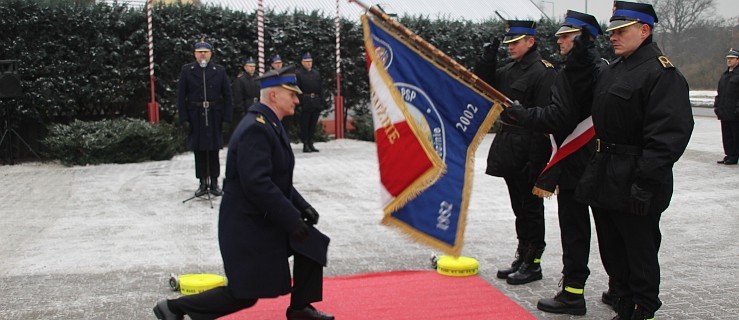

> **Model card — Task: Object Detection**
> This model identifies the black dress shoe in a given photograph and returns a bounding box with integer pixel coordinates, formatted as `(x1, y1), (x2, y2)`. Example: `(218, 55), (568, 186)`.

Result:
(286, 305), (335, 320)
(724, 160), (738, 165)
(303, 144), (313, 153)
(717, 159), (726, 164)
(153, 300), (184, 320)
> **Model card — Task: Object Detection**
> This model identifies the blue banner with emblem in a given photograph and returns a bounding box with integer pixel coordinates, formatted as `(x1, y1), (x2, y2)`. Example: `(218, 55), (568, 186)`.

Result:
(363, 15), (503, 256)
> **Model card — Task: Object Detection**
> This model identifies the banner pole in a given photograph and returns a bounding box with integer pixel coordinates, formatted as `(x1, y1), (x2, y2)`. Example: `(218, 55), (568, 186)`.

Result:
(347, 0), (512, 106)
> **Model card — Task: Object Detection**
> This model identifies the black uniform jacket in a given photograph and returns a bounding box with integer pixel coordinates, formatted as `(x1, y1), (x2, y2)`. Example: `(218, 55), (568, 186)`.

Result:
(232, 72), (260, 114)
(219, 103), (329, 299)
(476, 49), (557, 179)
(177, 61), (233, 150)
(519, 47), (606, 190)
(574, 42), (694, 214)
(296, 67), (324, 112)
(713, 67), (739, 121)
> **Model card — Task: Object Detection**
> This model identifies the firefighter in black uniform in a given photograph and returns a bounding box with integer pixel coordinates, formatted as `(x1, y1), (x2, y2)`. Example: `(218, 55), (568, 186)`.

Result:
(154, 66), (334, 320)
(296, 52), (324, 153)
(501, 11), (609, 315)
(231, 57), (260, 139)
(713, 48), (739, 165)
(177, 39), (233, 197)
(474, 20), (556, 285)
(566, 2), (694, 319)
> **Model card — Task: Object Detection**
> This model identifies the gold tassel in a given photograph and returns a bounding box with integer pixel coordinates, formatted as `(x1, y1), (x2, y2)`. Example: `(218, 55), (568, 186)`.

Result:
(532, 185), (558, 199)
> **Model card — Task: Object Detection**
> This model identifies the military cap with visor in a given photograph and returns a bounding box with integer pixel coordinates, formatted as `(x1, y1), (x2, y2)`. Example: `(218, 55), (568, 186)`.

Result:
(193, 39), (213, 52)
(243, 57), (256, 66)
(301, 52), (313, 62)
(256, 65), (302, 94)
(556, 10), (603, 36)
(503, 20), (537, 44)
(606, 1), (658, 32)
(270, 54), (282, 63)
(726, 48), (739, 58)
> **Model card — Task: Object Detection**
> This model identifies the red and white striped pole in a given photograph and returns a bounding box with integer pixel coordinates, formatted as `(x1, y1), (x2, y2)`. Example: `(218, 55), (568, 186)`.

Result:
(146, 0), (159, 123)
(257, 0), (265, 75)
(334, 0), (344, 139)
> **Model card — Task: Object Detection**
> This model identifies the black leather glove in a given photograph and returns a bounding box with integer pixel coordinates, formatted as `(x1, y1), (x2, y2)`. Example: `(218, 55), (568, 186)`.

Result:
(301, 206), (320, 225)
(481, 36), (501, 63)
(290, 222), (310, 243)
(629, 183), (652, 216)
(570, 26), (594, 61)
(181, 121), (191, 134)
(503, 101), (527, 121)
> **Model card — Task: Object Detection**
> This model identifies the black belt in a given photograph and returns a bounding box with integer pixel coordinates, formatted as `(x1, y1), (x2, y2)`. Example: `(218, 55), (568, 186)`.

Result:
(500, 123), (531, 135)
(595, 139), (642, 155)
(191, 100), (223, 108)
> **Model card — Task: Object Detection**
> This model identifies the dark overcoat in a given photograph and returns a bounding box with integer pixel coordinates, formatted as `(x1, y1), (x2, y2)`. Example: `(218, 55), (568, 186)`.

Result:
(219, 103), (329, 299)
(575, 42), (694, 214)
(232, 72), (260, 115)
(476, 49), (556, 180)
(713, 67), (739, 121)
(296, 67), (324, 112)
(177, 61), (233, 151)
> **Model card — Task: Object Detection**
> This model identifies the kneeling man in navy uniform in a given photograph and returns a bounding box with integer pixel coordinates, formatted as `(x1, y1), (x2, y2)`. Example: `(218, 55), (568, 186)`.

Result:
(154, 65), (333, 320)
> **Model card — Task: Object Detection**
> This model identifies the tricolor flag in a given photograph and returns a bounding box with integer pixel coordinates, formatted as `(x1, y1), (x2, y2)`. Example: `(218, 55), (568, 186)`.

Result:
(363, 14), (504, 256)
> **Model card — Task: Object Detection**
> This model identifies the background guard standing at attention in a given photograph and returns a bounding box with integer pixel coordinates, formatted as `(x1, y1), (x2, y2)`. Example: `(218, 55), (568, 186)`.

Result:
(713, 48), (739, 165)
(231, 57), (260, 139)
(177, 39), (233, 198)
(154, 65), (334, 320)
(474, 20), (556, 286)
(296, 52), (324, 153)
(566, 2), (694, 319)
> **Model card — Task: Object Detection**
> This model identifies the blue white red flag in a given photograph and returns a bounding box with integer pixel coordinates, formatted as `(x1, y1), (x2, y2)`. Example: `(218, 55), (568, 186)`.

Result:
(362, 14), (504, 255)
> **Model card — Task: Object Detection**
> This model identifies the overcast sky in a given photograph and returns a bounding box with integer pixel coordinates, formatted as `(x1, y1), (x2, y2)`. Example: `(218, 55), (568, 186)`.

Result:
(204, 0), (739, 23)
(546, 0), (739, 23)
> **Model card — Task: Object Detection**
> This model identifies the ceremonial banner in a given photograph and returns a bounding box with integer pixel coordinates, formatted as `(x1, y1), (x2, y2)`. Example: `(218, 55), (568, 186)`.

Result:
(363, 14), (504, 255)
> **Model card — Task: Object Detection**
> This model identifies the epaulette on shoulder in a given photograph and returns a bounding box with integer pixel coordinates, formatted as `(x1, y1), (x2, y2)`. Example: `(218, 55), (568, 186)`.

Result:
(657, 56), (675, 69)
(256, 114), (266, 124)
(541, 59), (554, 69)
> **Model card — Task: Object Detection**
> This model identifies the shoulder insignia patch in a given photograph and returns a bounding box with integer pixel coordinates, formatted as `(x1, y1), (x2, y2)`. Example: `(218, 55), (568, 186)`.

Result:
(541, 59), (554, 69)
(256, 115), (266, 124)
(658, 56), (675, 69)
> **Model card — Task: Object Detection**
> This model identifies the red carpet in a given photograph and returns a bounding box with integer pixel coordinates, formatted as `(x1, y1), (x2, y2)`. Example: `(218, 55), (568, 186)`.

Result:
(219, 270), (534, 320)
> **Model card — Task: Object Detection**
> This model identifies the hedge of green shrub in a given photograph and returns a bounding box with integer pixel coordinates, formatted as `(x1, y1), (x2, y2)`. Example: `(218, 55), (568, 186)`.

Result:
(42, 118), (181, 166)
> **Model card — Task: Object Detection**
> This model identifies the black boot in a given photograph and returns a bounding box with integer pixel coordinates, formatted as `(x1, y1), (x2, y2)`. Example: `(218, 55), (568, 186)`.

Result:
(602, 277), (618, 310)
(303, 143), (312, 153)
(630, 304), (655, 320)
(209, 177), (223, 196)
(194, 178), (208, 197)
(496, 243), (526, 279)
(610, 296), (635, 320)
(506, 245), (544, 285)
(309, 141), (319, 152)
(537, 278), (586, 315)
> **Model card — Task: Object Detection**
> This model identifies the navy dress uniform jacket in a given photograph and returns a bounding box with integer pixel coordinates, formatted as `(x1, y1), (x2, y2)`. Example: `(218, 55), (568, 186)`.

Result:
(219, 103), (329, 300)
(177, 61), (233, 151)
(574, 42), (694, 214)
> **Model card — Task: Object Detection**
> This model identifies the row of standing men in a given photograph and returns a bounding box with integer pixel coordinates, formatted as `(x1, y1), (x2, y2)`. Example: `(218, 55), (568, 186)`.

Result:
(475, 1), (694, 320)
(177, 44), (326, 198)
